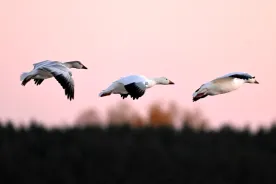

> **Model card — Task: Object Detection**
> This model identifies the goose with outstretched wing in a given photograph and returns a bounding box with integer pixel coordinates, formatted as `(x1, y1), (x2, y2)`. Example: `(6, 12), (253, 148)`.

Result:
(192, 72), (259, 102)
(20, 60), (87, 100)
(99, 74), (174, 100)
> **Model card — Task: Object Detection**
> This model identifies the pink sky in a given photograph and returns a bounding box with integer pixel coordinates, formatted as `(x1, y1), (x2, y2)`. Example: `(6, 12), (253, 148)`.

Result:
(1, 0), (276, 129)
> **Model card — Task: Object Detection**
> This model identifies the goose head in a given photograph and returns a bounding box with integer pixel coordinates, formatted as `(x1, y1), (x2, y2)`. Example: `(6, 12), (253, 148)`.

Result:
(64, 61), (88, 69)
(154, 77), (174, 85)
(246, 76), (259, 84)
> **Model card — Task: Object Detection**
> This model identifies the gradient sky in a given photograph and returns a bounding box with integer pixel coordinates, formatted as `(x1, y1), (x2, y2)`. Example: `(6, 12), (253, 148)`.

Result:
(1, 0), (276, 129)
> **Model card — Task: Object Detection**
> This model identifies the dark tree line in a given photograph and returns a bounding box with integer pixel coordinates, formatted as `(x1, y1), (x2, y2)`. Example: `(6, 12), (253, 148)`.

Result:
(0, 121), (276, 184)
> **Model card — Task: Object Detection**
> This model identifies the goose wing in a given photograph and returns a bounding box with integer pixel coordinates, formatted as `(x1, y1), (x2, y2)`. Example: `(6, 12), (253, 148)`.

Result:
(117, 75), (148, 85)
(32, 61), (60, 86)
(117, 75), (148, 100)
(33, 60), (58, 69)
(40, 63), (75, 100)
(218, 72), (254, 80)
(124, 82), (147, 100)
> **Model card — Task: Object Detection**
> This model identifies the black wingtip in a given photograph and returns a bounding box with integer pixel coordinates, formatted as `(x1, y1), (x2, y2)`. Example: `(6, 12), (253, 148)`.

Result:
(34, 79), (44, 86)
(120, 94), (128, 99)
(21, 76), (33, 86)
(124, 83), (145, 100)
(54, 74), (74, 101)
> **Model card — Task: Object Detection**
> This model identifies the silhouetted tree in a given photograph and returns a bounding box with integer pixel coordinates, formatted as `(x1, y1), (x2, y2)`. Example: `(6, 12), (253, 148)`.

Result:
(74, 100), (210, 130)
(74, 108), (103, 126)
(181, 108), (210, 130)
(106, 102), (139, 126)
(0, 120), (276, 183)
(147, 101), (174, 127)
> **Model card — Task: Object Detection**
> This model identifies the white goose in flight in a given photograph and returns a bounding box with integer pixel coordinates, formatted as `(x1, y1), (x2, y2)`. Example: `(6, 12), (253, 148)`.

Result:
(20, 60), (88, 100)
(193, 72), (259, 102)
(99, 74), (174, 100)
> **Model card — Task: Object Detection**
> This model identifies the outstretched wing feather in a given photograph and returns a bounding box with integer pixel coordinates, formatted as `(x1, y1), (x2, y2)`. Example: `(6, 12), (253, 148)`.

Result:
(34, 79), (44, 85)
(218, 72), (253, 80)
(33, 60), (57, 69)
(124, 82), (146, 100)
(117, 75), (148, 85)
(40, 64), (74, 100)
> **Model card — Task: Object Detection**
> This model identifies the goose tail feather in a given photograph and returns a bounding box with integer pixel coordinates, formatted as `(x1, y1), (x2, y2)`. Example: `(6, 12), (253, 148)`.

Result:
(99, 90), (112, 97)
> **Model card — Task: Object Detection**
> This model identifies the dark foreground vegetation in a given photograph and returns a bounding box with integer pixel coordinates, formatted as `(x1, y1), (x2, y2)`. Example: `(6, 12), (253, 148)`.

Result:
(1, 122), (276, 184)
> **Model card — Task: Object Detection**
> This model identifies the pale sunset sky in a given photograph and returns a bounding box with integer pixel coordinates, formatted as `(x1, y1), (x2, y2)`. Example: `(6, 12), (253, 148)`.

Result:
(1, 0), (276, 129)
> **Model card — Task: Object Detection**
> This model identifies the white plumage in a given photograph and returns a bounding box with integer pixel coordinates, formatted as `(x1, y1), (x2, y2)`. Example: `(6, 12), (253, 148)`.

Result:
(20, 60), (88, 100)
(192, 72), (259, 102)
(99, 74), (174, 100)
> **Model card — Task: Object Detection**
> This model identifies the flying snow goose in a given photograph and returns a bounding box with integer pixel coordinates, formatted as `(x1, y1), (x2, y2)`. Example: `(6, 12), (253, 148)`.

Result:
(99, 74), (174, 100)
(192, 72), (259, 102)
(20, 60), (87, 100)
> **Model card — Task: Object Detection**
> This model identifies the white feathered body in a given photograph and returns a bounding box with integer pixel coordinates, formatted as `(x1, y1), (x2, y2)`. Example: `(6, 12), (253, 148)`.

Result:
(20, 60), (69, 81)
(99, 75), (152, 96)
(20, 60), (87, 101)
(206, 78), (245, 96)
(192, 72), (258, 101)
